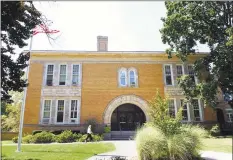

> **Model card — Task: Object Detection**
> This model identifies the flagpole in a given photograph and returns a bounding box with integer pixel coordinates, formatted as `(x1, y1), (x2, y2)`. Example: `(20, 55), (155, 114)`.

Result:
(16, 35), (33, 152)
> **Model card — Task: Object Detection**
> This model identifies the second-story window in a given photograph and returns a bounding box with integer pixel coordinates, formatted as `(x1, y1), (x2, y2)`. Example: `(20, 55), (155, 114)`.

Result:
(128, 68), (137, 87)
(119, 68), (127, 87)
(164, 65), (173, 85)
(46, 65), (54, 86)
(187, 65), (196, 84)
(72, 65), (80, 85)
(59, 65), (66, 85)
(176, 65), (183, 79)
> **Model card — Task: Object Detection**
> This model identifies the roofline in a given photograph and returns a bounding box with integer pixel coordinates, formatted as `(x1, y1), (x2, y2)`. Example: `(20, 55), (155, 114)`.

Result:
(23, 50), (209, 55)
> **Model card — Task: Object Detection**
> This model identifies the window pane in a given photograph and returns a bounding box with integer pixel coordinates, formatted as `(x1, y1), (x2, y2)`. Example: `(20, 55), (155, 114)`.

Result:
(168, 100), (175, 117)
(73, 65), (79, 74)
(47, 65), (54, 74)
(120, 71), (126, 86)
(192, 99), (201, 121)
(60, 65), (66, 74)
(59, 75), (66, 85)
(188, 65), (195, 83)
(43, 112), (50, 118)
(57, 112), (63, 122)
(72, 75), (79, 84)
(166, 76), (172, 85)
(165, 66), (171, 74)
(71, 100), (78, 119)
(58, 100), (64, 111)
(176, 65), (183, 78)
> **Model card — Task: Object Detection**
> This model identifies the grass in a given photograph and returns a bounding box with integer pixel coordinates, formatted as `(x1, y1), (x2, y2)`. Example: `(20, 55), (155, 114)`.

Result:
(2, 140), (14, 144)
(1, 142), (115, 160)
(202, 136), (232, 153)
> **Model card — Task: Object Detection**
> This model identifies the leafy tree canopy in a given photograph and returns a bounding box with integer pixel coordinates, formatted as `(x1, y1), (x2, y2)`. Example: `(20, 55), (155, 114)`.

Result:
(160, 1), (233, 108)
(1, 1), (42, 103)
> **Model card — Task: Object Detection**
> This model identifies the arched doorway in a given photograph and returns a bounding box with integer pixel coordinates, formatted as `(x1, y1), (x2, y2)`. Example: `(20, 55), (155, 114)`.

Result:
(111, 103), (146, 131)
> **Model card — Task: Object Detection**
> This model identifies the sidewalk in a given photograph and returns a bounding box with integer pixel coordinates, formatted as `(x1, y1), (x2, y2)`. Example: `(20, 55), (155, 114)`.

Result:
(88, 140), (232, 160)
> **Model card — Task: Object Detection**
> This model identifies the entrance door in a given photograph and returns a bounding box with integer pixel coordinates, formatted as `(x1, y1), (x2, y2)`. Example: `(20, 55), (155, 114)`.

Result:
(111, 103), (146, 131)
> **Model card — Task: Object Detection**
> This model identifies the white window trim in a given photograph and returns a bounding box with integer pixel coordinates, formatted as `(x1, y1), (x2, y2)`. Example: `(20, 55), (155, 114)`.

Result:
(58, 64), (68, 86)
(45, 64), (55, 86)
(55, 99), (65, 124)
(225, 108), (233, 122)
(128, 67), (138, 87)
(118, 67), (128, 87)
(187, 64), (198, 84)
(41, 99), (52, 124)
(69, 99), (80, 124)
(71, 64), (82, 86)
(192, 99), (203, 122)
(164, 64), (174, 86)
(180, 99), (191, 122)
(168, 98), (177, 117)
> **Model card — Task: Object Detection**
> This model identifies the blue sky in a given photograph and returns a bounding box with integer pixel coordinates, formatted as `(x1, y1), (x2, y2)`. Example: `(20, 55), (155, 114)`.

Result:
(19, 1), (209, 53)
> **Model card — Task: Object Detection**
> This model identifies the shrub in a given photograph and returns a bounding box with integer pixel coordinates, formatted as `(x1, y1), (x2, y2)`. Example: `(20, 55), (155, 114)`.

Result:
(210, 124), (221, 136)
(51, 130), (63, 135)
(22, 134), (34, 143)
(12, 136), (18, 143)
(32, 130), (42, 135)
(104, 126), (111, 133)
(136, 125), (206, 160)
(78, 134), (103, 142)
(73, 133), (82, 140)
(33, 131), (55, 143)
(136, 90), (206, 160)
(56, 130), (76, 143)
(92, 134), (103, 141)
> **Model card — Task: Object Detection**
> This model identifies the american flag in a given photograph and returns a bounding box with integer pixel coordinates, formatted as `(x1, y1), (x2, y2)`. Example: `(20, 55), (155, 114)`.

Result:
(33, 24), (59, 35)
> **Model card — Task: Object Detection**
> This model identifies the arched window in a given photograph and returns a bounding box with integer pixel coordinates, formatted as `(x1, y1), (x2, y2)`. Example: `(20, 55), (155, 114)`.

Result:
(119, 68), (127, 87)
(128, 68), (138, 87)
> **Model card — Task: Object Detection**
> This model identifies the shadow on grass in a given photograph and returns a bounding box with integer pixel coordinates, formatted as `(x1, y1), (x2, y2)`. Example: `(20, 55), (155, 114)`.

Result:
(1, 158), (40, 160)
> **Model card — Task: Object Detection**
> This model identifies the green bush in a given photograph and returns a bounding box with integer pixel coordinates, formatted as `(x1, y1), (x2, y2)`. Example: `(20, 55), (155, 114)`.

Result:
(12, 136), (18, 143)
(136, 91), (206, 160)
(73, 133), (82, 140)
(22, 134), (34, 143)
(33, 131), (55, 143)
(32, 130), (42, 135)
(210, 124), (221, 136)
(56, 130), (77, 143)
(104, 126), (111, 133)
(78, 134), (103, 142)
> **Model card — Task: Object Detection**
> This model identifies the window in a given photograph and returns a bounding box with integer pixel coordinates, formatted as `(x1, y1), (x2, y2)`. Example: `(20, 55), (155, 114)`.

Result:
(192, 99), (201, 121)
(176, 65), (184, 79)
(226, 109), (233, 122)
(59, 65), (66, 85)
(57, 100), (64, 123)
(43, 100), (51, 119)
(164, 65), (173, 85)
(129, 70), (136, 86)
(70, 100), (78, 122)
(72, 65), (80, 85)
(119, 68), (127, 86)
(187, 65), (196, 84)
(168, 99), (176, 118)
(180, 99), (189, 121)
(46, 65), (54, 86)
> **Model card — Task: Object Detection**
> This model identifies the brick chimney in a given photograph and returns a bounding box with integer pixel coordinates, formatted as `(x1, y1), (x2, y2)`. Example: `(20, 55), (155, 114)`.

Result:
(97, 36), (108, 51)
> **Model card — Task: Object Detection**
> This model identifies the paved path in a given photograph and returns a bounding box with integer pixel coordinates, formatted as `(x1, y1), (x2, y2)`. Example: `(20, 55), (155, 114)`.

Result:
(88, 140), (232, 160)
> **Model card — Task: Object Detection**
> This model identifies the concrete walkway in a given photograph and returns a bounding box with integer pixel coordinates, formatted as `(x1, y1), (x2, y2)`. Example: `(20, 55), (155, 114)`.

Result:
(88, 140), (232, 160)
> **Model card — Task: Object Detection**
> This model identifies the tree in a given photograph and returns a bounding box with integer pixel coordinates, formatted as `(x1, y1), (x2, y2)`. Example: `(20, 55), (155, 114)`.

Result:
(1, 1), (42, 103)
(160, 1), (233, 108)
(1, 91), (23, 132)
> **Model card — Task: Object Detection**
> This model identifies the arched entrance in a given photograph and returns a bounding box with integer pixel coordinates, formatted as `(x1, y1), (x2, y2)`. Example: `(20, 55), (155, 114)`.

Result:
(111, 103), (146, 131)
(103, 94), (149, 129)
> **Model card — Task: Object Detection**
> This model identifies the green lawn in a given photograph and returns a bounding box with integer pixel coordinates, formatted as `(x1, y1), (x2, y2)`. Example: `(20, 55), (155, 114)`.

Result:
(1, 142), (115, 160)
(202, 137), (232, 153)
